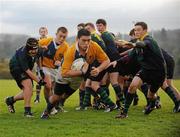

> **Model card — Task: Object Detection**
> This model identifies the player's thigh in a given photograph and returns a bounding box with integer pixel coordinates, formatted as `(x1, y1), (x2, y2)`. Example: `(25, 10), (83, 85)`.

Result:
(128, 76), (143, 93)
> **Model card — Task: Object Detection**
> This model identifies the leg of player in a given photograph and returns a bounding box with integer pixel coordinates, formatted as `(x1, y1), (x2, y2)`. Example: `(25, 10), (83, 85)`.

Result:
(41, 94), (60, 119)
(133, 91), (139, 106)
(116, 76), (143, 119)
(110, 72), (125, 109)
(166, 79), (180, 100)
(21, 79), (34, 117)
(140, 83), (149, 106)
(77, 79), (91, 110)
(5, 91), (24, 113)
(144, 91), (157, 114)
(34, 84), (41, 103)
(43, 74), (52, 104)
(161, 80), (180, 113)
(100, 73), (110, 96)
(154, 91), (161, 109)
(91, 81), (116, 112)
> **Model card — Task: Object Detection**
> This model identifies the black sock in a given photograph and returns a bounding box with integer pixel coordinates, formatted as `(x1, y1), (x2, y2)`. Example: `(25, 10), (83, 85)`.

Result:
(55, 98), (66, 109)
(123, 86), (128, 98)
(36, 95), (40, 100)
(46, 102), (54, 113)
(124, 92), (134, 114)
(87, 87), (99, 98)
(101, 85), (110, 96)
(96, 88), (114, 106)
(165, 86), (179, 105)
(24, 107), (31, 113)
(148, 98), (156, 108)
(112, 84), (124, 102)
(79, 89), (85, 106)
(141, 84), (148, 104)
(10, 96), (16, 104)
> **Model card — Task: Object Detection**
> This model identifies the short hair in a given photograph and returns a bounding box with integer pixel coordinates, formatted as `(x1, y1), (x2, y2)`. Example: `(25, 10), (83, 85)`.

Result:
(77, 29), (91, 39)
(39, 27), (47, 31)
(96, 19), (107, 26)
(57, 27), (68, 33)
(129, 29), (135, 36)
(77, 23), (85, 28)
(85, 22), (95, 29)
(26, 37), (38, 50)
(135, 22), (148, 30)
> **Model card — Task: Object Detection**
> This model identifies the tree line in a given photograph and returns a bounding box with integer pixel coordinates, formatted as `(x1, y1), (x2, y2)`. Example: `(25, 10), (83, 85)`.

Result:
(0, 28), (180, 78)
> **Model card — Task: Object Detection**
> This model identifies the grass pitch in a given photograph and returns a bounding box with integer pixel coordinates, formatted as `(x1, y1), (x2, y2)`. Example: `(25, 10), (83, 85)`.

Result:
(0, 80), (180, 137)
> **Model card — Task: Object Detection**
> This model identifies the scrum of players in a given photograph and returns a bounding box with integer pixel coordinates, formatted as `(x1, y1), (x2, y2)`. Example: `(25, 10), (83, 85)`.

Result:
(5, 19), (180, 119)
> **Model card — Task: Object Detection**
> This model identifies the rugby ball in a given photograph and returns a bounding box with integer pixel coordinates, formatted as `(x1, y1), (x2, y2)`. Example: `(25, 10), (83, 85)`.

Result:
(71, 58), (85, 71)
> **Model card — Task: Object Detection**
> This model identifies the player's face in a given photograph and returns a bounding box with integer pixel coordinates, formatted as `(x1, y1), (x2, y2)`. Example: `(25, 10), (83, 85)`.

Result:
(134, 25), (147, 39)
(85, 25), (92, 33)
(96, 23), (106, 33)
(78, 36), (91, 52)
(28, 48), (38, 57)
(39, 28), (48, 38)
(56, 31), (67, 45)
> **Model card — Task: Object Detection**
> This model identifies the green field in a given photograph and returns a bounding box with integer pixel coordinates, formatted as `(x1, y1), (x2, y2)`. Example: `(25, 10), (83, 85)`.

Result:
(0, 80), (180, 137)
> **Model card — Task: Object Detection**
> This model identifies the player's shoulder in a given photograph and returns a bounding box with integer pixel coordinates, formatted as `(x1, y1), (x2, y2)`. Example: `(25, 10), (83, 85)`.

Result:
(39, 36), (53, 46)
(66, 43), (76, 54)
(90, 40), (98, 46)
(63, 41), (70, 47)
(89, 41), (102, 50)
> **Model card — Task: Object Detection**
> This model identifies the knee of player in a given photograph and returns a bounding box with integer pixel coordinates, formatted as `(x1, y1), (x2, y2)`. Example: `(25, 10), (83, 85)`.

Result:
(128, 84), (138, 93)
(161, 81), (168, 90)
(91, 84), (100, 92)
(44, 81), (52, 89)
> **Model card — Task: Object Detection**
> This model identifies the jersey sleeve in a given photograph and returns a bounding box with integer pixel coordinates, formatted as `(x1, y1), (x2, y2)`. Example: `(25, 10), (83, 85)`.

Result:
(94, 42), (109, 63)
(61, 46), (75, 75)
(39, 37), (53, 47)
(54, 42), (69, 61)
(16, 51), (29, 71)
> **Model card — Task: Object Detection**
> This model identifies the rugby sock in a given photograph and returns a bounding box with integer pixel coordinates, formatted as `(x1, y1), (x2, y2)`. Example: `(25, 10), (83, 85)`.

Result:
(36, 84), (41, 94)
(96, 88), (114, 106)
(45, 97), (49, 104)
(123, 92), (134, 114)
(101, 85), (110, 96)
(24, 107), (31, 113)
(87, 87), (99, 98)
(112, 84), (124, 102)
(82, 88), (91, 107)
(9, 96), (16, 104)
(148, 98), (156, 108)
(165, 86), (179, 105)
(35, 84), (41, 100)
(79, 89), (85, 106)
(46, 102), (54, 113)
(123, 86), (128, 98)
(58, 99), (65, 107)
(141, 83), (148, 104)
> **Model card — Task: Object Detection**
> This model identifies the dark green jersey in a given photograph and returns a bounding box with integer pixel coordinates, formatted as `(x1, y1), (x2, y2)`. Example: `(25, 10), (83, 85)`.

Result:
(101, 31), (120, 61)
(129, 35), (166, 71)
(91, 32), (106, 52)
(9, 46), (42, 72)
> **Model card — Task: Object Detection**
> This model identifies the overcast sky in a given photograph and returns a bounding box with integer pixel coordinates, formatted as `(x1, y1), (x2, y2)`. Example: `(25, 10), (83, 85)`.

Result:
(0, 0), (180, 37)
